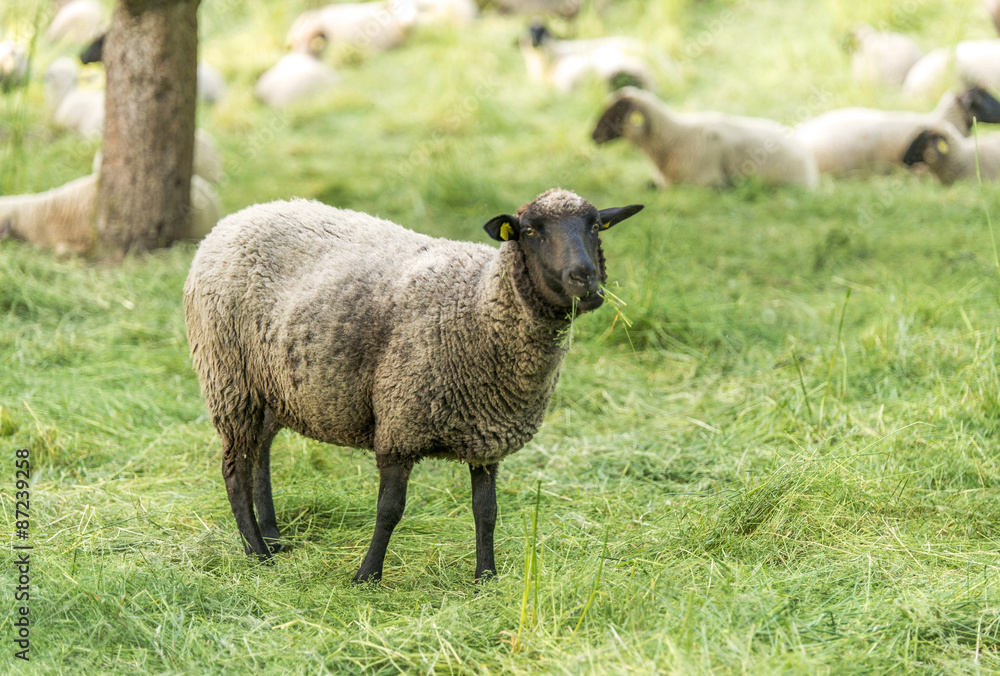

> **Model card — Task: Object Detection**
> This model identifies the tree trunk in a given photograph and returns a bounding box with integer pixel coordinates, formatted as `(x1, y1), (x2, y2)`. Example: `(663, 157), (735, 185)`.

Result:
(96, 0), (200, 259)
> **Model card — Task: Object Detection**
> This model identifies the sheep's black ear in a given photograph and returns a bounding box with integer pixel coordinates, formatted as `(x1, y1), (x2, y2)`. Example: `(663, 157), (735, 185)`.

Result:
(484, 215), (520, 242)
(902, 130), (934, 165)
(593, 98), (634, 144)
(598, 204), (644, 230)
(80, 33), (105, 64)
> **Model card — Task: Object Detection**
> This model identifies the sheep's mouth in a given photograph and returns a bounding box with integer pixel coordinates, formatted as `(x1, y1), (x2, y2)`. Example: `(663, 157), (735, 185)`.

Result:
(572, 288), (605, 311)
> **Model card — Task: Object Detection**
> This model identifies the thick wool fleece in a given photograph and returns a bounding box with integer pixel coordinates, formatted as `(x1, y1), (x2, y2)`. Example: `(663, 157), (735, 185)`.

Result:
(184, 197), (580, 470)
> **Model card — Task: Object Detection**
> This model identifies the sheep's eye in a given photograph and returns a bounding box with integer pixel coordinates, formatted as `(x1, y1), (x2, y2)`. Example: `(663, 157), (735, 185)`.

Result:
(522, 226), (536, 236)
(592, 221), (601, 232)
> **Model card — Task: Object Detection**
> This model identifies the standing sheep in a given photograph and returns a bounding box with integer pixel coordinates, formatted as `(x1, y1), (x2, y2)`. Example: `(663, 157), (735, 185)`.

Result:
(902, 123), (1000, 184)
(183, 189), (643, 581)
(794, 87), (1000, 176)
(592, 87), (818, 190)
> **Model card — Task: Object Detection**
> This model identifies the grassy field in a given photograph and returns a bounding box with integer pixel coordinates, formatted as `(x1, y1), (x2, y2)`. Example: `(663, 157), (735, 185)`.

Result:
(4, 0), (1000, 672)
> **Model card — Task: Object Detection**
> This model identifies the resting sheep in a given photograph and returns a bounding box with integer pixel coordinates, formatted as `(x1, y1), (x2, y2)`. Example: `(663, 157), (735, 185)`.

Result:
(0, 40), (28, 92)
(183, 189), (644, 581)
(92, 128), (224, 187)
(490, 0), (580, 18)
(847, 24), (924, 87)
(903, 40), (1000, 100)
(794, 86), (1000, 176)
(79, 33), (227, 105)
(902, 123), (1000, 184)
(520, 23), (652, 93)
(286, 1), (417, 56)
(254, 49), (339, 108)
(46, 0), (104, 45)
(0, 172), (222, 256)
(592, 87), (818, 190)
(44, 56), (104, 138)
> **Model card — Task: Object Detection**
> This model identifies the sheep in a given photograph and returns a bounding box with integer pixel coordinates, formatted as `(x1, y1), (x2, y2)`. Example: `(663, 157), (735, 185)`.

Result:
(0, 172), (222, 256)
(592, 87), (818, 190)
(46, 0), (104, 45)
(44, 56), (104, 138)
(286, 1), (417, 56)
(793, 87), (1000, 176)
(847, 24), (924, 87)
(903, 40), (1000, 100)
(902, 122), (1000, 184)
(0, 40), (28, 92)
(490, 0), (581, 18)
(92, 128), (224, 187)
(254, 50), (339, 108)
(988, 0), (1000, 36)
(520, 23), (653, 93)
(414, 0), (478, 25)
(79, 34), (227, 105)
(182, 189), (644, 581)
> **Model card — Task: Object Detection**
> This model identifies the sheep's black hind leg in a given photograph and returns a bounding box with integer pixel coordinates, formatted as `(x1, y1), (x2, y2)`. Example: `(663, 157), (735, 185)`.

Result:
(253, 407), (283, 554)
(470, 463), (498, 581)
(354, 462), (411, 584)
(222, 435), (271, 561)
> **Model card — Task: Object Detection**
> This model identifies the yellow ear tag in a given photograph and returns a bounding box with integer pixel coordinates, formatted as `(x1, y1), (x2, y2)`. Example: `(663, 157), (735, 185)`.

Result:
(600, 220), (610, 230)
(629, 110), (645, 127)
(499, 222), (514, 241)
(935, 138), (949, 155)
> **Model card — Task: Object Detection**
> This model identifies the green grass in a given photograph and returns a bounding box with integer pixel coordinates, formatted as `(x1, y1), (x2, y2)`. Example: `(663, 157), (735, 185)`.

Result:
(4, 0), (1000, 672)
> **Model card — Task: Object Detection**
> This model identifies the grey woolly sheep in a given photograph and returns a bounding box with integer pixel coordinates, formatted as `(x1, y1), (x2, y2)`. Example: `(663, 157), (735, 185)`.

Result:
(521, 24), (653, 93)
(794, 86), (1000, 176)
(902, 122), (1000, 184)
(903, 40), (1000, 100)
(592, 87), (818, 190)
(0, 173), (222, 256)
(847, 24), (924, 87)
(183, 189), (644, 582)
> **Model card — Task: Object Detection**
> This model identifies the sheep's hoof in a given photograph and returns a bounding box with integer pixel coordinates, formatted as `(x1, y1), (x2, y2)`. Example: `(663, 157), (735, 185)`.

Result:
(353, 570), (382, 585)
(265, 540), (285, 555)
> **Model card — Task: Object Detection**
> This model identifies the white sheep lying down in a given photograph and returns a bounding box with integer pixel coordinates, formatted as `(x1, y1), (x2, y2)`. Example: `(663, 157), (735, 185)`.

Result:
(903, 122), (1000, 184)
(0, 173), (221, 257)
(903, 40), (1000, 100)
(592, 87), (818, 189)
(520, 23), (653, 93)
(847, 24), (924, 87)
(286, 0), (417, 55)
(45, 57), (104, 138)
(794, 87), (1000, 176)
(183, 190), (644, 581)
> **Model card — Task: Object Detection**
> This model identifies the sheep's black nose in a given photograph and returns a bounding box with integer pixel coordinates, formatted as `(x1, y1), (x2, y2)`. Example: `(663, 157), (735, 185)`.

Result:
(565, 265), (599, 295)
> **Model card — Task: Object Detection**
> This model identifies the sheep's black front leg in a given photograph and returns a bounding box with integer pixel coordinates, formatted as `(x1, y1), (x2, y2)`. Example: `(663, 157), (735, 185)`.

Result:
(470, 463), (498, 581)
(354, 463), (411, 584)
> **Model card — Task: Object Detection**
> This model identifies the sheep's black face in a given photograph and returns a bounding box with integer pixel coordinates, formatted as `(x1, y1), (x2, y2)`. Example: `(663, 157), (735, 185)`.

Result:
(959, 86), (1000, 125)
(484, 190), (644, 315)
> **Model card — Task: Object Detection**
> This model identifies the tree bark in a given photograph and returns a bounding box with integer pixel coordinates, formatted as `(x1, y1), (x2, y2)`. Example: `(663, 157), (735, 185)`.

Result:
(96, 0), (200, 259)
